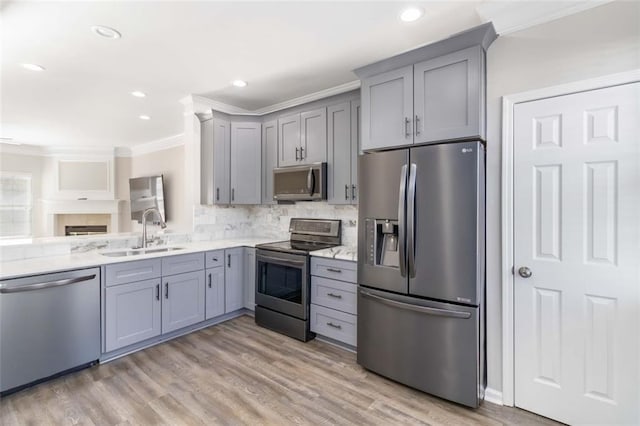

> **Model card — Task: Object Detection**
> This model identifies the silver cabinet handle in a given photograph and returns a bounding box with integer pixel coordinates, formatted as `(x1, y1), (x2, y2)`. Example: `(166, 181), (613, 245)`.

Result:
(326, 322), (342, 329)
(398, 164), (408, 278)
(361, 290), (471, 319)
(415, 115), (420, 136)
(404, 117), (412, 137)
(165, 282), (169, 299)
(351, 184), (356, 201)
(300, 146), (304, 159)
(231, 188), (235, 202)
(345, 184), (349, 200)
(295, 147), (299, 160)
(208, 273), (212, 288)
(407, 163), (417, 278)
(327, 293), (342, 299)
(216, 187), (219, 201)
(326, 268), (342, 273)
(156, 283), (160, 300)
(0, 274), (96, 294)
(306, 167), (314, 196)
(518, 267), (532, 278)
(227, 254), (231, 268)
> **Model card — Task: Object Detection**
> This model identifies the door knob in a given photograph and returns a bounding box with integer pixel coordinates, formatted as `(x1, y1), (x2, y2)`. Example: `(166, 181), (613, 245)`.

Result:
(518, 267), (532, 278)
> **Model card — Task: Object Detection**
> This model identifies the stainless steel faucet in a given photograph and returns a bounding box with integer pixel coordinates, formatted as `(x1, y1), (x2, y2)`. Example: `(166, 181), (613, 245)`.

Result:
(142, 207), (167, 248)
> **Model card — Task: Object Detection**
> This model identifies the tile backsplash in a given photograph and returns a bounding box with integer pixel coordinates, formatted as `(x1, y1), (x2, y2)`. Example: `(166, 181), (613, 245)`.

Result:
(193, 202), (358, 246)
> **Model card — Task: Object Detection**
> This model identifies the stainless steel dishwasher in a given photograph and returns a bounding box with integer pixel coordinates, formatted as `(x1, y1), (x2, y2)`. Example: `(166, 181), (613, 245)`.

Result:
(0, 267), (100, 395)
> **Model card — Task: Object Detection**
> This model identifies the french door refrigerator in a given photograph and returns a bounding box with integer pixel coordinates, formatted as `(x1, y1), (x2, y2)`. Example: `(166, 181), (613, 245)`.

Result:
(357, 141), (485, 408)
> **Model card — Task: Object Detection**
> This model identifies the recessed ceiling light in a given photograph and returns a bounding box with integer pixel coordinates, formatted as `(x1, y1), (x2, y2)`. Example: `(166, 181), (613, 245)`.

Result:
(131, 91), (146, 98)
(399, 7), (424, 23)
(232, 80), (248, 88)
(91, 25), (121, 39)
(139, 115), (151, 120)
(22, 63), (45, 72)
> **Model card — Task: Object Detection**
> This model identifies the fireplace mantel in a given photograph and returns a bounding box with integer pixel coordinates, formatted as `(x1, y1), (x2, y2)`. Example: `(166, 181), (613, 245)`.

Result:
(41, 199), (125, 236)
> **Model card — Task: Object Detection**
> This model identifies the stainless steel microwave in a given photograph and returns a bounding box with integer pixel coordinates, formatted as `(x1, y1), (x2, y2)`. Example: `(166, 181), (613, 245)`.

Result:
(273, 163), (327, 201)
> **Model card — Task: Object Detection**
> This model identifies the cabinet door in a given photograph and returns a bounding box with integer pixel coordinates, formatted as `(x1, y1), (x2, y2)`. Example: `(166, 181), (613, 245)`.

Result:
(230, 122), (261, 204)
(213, 118), (231, 204)
(205, 267), (225, 320)
(162, 271), (205, 334)
(278, 114), (300, 167)
(105, 279), (161, 352)
(262, 120), (278, 205)
(224, 248), (244, 313)
(350, 100), (361, 204)
(361, 66), (413, 151)
(414, 46), (482, 143)
(243, 248), (256, 311)
(200, 118), (214, 204)
(327, 102), (352, 205)
(300, 107), (327, 164)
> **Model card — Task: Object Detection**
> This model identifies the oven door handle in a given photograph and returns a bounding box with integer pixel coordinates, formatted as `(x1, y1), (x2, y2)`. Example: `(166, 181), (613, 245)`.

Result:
(257, 254), (306, 269)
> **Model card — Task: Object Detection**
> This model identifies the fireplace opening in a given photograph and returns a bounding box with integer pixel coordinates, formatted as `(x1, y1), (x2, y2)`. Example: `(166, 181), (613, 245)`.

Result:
(65, 225), (108, 236)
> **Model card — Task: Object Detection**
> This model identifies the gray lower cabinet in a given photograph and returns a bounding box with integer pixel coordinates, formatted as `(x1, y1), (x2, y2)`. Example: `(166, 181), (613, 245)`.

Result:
(244, 247), (256, 310)
(310, 257), (357, 347)
(225, 247), (244, 313)
(105, 278), (162, 352)
(327, 100), (359, 205)
(205, 266), (225, 319)
(161, 270), (205, 334)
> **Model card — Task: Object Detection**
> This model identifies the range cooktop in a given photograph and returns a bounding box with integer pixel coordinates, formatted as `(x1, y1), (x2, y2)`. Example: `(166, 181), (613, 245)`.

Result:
(256, 218), (342, 256)
(256, 240), (338, 255)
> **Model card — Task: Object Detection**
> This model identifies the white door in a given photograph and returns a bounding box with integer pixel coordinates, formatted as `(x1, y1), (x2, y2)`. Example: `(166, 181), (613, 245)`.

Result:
(514, 83), (639, 425)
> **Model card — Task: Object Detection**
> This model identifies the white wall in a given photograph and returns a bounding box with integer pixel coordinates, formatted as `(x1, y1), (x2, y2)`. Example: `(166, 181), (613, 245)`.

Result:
(484, 0), (639, 393)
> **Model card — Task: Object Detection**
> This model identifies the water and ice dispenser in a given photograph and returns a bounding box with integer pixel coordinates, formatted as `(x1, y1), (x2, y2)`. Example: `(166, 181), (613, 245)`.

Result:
(364, 219), (400, 268)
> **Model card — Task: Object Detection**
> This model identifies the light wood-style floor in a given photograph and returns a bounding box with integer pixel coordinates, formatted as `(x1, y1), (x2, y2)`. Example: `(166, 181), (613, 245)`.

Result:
(0, 315), (560, 425)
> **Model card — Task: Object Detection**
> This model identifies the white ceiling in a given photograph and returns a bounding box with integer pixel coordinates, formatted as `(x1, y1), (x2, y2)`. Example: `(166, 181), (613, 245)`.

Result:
(0, 1), (607, 149)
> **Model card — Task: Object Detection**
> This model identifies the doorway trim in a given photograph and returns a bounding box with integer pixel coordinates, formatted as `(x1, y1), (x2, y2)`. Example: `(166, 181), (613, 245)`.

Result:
(500, 69), (640, 407)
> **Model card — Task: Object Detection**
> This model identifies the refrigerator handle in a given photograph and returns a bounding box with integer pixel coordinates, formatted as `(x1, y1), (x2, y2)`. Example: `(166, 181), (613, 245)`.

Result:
(407, 163), (417, 278)
(360, 290), (471, 319)
(398, 164), (408, 278)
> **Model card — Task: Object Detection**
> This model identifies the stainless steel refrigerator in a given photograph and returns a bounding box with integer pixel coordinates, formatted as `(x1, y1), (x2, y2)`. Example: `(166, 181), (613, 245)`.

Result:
(357, 141), (485, 408)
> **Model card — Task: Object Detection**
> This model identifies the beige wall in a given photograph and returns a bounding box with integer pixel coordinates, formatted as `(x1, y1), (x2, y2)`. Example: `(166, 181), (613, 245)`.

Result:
(484, 0), (639, 392)
(131, 145), (186, 232)
(0, 151), (46, 236)
(115, 156), (132, 232)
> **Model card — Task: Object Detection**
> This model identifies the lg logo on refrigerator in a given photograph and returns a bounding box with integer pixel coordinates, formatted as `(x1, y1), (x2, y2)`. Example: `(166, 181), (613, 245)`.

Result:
(461, 148), (473, 153)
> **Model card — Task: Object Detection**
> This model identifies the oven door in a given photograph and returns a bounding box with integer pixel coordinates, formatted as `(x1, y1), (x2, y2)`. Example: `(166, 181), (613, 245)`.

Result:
(256, 249), (308, 320)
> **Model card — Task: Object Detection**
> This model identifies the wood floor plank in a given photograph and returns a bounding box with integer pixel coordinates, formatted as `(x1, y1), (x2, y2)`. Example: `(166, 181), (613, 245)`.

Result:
(0, 315), (561, 425)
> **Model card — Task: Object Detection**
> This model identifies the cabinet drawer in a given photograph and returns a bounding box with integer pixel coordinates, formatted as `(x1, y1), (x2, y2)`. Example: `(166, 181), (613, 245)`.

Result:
(162, 253), (205, 276)
(311, 276), (357, 315)
(205, 249), (224, 269)
(106, 259), (161, 287)
(310, 257), (356, 283)
(310, 304), (356, 346)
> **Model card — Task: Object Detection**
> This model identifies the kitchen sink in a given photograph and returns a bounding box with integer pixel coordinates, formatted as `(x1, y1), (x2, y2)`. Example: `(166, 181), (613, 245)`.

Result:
(100, 247), (184, 257)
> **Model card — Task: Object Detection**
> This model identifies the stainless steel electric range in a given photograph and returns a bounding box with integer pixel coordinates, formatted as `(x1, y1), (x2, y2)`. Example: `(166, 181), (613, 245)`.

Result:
(255, 218), (341, 342)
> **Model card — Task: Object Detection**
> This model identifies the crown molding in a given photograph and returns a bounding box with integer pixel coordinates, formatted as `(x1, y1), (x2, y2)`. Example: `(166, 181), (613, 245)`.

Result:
(130, 133), (184, 157)
(0, 143), (46, 156)
(180, 80), (361, 117)
(476, 0), (613, 35)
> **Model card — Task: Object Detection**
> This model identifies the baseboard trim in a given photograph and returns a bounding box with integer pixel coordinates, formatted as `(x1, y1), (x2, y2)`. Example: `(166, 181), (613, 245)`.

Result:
(484, 387), (504, 406)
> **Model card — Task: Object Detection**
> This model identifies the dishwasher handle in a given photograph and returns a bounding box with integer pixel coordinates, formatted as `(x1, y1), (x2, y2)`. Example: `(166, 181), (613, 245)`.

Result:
(0, 274), (97, 294)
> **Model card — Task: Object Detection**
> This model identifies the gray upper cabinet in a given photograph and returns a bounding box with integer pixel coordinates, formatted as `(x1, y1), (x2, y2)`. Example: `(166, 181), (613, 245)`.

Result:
(414, 46), (482, 144)
(300, 107), (327, 164)
(278, 113), (300, 167)
(230, 122), (262, 204)
(262, 120), (278, 204)
(225, 247), (244, 313)
(161, 270), (206, 334)
(277, 107), (327, 167)
(213, 118), (231, 204)
(361, 66), (413, 151)
(355, 23), (496, 151)
(327, 100), (360, 205)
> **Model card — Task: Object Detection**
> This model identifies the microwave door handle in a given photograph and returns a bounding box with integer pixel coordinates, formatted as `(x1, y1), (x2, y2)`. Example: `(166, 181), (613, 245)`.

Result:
(398, 164), (408, 278)
(307, 167), (314, 196)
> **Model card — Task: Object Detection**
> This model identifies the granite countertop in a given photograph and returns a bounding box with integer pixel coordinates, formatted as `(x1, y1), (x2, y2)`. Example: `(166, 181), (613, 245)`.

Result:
(310, 245), (357, 262)
(0, 237), (280, 280)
